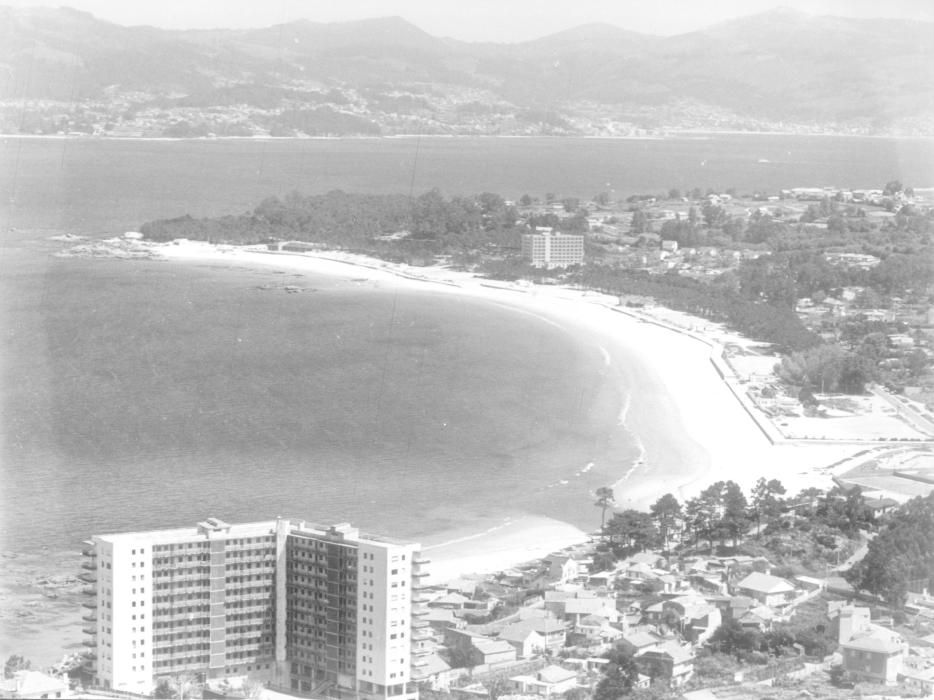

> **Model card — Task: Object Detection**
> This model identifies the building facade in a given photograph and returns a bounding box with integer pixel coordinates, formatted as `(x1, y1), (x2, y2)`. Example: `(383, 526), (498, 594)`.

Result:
(82, 518), (431, 699)
(521, 230), (584, 269)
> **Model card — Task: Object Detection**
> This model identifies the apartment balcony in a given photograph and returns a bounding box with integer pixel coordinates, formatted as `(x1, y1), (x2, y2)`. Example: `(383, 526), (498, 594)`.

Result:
(82, 599), (97, 610)
(410, 618), (429, 629)
(81, 586), (97, 597)
(411, 628), (433, 642)
(81, 540), (96, 557)
(411, 591), (432, 604)
(82, 638), (97, 648)
(82, 612), (97, 623)
(81, 560), (97, 571)
(411, 655), (430, 668)
(82, 626), (97, 637)
(79, 572), (97, 584)
(411, 645), (432, 658)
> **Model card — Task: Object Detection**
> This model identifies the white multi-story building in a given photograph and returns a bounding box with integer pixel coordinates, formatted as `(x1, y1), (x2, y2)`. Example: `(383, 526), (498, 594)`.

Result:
(82, 518), (430, 699)
(521, 229), (585, 268)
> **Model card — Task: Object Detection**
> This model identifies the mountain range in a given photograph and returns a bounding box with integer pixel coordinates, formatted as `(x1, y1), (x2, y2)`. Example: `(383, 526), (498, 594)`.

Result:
(2, 6), (933, 135)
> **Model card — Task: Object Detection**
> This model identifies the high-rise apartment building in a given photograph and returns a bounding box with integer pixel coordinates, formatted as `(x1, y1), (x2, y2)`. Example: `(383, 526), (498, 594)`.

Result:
(81, 518), (431, 699)
(521, 229), (585, 269)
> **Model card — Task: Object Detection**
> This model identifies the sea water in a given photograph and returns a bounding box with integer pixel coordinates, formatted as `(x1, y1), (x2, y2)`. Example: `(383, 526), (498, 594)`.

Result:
(3, 132), (932, 551)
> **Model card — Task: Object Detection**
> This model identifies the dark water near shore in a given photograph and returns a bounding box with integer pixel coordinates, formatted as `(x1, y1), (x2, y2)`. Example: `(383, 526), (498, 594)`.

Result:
(2, 134), (932, 555)
(1, 239), (633, 552)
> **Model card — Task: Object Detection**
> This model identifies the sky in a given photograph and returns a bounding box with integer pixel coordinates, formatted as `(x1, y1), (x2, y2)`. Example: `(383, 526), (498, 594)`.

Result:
(5, 0), (933, 41)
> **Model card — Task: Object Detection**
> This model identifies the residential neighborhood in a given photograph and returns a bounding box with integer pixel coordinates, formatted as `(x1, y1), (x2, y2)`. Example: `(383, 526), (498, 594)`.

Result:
(384, 482), (934, 700)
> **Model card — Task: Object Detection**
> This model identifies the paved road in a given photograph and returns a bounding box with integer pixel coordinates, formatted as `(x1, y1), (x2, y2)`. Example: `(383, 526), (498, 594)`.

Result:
(870, 386), (934, 438)
(833, 531), (875, 573)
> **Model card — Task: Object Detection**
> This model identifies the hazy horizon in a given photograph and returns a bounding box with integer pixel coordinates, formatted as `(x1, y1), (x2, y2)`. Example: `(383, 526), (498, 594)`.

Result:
(4, 0), (934, 42)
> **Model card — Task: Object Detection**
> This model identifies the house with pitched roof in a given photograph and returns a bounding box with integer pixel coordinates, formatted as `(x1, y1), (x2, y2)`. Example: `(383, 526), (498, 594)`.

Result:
(574, 613), (625, 645)
(636, 640), (695, 686)
(498, 625), (545, 659)
(547, 556), (581, 584)
(836, 605), (907, 685)
(0, 671), (68, 700)
(625, 552), (667, 569)
(424, 607), (462, 631)
(430, 592), (472, 610)
(735, 604), (775, 632)
(443, 628), (518, 668)
(735, 572), (796, 608)
(662, 596), (722, 644)
(508, 664), (578, 697)
(562, 596), (620, 624)
(619, 628), (663, 656)
(415, 653), (457, 691)
(499, 617), (567, 652)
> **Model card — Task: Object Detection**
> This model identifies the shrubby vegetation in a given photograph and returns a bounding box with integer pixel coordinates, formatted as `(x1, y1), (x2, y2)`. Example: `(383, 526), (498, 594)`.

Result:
(141, 188), (522, 265)
(846, 492), (934, 606)
(3, 654), (31, 679)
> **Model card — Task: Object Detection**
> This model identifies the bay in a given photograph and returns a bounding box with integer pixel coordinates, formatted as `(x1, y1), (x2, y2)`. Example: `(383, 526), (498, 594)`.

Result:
(2, 132), (931, 550)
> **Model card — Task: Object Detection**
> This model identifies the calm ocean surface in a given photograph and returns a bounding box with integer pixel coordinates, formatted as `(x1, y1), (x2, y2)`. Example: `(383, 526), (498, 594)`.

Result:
(2, 134), (932, 554)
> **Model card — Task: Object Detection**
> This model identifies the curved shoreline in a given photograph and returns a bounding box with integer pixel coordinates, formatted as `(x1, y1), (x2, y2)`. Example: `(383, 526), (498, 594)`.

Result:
(2, 237), (866, 668)
(152, 242), (858, 496)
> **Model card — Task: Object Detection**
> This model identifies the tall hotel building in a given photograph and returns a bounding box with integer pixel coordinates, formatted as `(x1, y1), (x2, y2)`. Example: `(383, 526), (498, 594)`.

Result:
(81, 518), (432, 698)
(521, 229), (585, 269)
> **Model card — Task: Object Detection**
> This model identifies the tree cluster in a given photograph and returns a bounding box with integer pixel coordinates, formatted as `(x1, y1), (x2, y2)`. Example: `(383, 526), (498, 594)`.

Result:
(776, 343), (874, 394)
(574, 266), (819, 352)
(596, 479), (875, 573)
(846, 492), (934, 606)
(141, 188), (523, 265)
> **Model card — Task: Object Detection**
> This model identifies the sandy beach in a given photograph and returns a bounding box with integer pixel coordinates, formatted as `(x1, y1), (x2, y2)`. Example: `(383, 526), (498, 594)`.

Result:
(152, 241), (859, 555)
(3, 237), (866, 668)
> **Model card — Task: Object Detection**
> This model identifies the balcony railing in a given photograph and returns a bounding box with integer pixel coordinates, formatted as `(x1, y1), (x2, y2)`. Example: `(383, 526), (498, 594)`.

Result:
(83, 626), (97, 636)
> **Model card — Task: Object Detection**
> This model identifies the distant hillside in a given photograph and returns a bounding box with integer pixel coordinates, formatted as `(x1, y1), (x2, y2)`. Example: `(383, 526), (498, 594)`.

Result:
(2, 6), (932, 135)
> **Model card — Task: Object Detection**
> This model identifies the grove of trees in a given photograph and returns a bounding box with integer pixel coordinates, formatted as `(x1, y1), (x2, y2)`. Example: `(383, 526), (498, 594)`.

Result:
(846, 492), (934, 606)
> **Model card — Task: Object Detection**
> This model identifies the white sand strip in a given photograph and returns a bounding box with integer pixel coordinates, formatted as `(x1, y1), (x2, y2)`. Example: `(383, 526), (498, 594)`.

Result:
(153, 241), (858, 579)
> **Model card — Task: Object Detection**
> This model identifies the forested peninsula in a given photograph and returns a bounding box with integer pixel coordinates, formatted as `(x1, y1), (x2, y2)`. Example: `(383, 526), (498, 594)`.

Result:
(140, 186), (933, 387)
